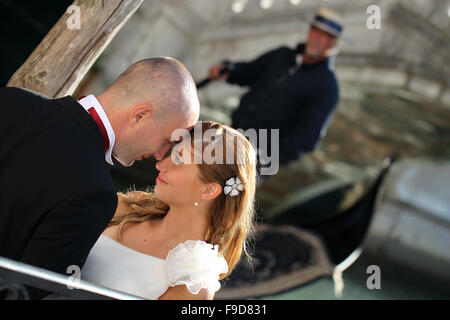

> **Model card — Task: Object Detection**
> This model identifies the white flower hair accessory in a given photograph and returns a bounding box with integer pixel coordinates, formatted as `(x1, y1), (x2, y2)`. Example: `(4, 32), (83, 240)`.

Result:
(223, 177), (244, 197)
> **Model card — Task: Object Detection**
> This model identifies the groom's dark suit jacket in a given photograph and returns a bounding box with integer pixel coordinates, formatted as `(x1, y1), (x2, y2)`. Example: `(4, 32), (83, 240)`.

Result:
(0, 87), (118, 298)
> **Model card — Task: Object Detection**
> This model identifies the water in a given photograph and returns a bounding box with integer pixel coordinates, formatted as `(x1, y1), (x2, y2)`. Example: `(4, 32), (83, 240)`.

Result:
(262, 252), (450, 300)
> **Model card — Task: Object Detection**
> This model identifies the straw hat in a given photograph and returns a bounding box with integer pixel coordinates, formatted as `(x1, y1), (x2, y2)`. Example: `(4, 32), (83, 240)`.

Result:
(311, 7), (344, 38)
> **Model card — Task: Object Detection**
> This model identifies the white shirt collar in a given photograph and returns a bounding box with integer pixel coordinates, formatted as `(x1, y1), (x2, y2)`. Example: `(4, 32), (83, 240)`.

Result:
(78, 95), (116, 166)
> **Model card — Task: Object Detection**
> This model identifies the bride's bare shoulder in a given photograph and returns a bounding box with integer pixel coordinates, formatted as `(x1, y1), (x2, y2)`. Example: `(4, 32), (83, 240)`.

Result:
(102, 221), (144, 241)
(102, 224), (120, 241)
(103, 219), (168, 257)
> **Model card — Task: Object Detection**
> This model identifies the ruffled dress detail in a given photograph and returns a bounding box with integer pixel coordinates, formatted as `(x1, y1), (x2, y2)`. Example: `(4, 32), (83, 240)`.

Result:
(165, 240), (229, 294)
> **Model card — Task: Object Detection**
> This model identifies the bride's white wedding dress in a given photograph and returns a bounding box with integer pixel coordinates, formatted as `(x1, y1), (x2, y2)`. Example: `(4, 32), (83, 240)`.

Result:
(81, 234), (228, 299)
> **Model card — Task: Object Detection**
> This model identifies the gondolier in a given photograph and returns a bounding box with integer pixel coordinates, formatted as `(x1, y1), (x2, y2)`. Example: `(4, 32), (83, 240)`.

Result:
(207, 8), (343, 168)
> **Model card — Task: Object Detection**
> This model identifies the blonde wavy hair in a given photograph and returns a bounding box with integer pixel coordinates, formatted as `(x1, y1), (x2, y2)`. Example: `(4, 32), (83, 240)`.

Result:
(109, 121), (257, 279)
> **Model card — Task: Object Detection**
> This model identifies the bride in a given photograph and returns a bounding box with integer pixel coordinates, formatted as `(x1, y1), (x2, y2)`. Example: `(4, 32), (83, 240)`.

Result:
(81, 121), (257, 299)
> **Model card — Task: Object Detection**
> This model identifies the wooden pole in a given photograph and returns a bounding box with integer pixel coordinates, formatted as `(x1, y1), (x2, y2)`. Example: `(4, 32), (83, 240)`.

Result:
(7, 0), (143, 98)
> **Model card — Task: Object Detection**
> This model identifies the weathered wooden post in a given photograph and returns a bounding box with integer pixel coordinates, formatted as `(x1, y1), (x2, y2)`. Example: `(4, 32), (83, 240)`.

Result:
(7, 0), (143, 98)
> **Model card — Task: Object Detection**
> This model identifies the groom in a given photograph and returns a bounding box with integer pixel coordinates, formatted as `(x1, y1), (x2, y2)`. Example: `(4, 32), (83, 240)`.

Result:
(0, 57), (199, 298)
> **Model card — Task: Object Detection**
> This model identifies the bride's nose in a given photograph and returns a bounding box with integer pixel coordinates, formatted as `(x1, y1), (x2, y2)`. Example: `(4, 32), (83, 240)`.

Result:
(155, 156), (169, 172)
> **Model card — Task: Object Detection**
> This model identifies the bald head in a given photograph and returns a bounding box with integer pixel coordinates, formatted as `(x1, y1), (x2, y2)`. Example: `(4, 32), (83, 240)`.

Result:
(98, 57), (200, 167)
(104, 57), (199, 125)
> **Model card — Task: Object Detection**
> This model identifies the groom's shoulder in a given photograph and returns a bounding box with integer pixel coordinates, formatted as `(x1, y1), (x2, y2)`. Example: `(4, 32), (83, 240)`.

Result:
(0, 87), (54, 115)
(0, 86), (51, 102)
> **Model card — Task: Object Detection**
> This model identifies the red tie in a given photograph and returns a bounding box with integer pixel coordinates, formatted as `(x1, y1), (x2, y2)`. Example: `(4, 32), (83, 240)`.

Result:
(87, 107), (110, 152)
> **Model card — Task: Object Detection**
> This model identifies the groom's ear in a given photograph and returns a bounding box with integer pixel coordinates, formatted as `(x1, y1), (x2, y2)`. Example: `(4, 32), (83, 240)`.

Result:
(129, 104), (153, 125)
(201, 183), (222, 201)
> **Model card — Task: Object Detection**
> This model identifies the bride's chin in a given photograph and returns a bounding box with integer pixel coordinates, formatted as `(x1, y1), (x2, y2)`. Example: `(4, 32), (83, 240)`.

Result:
(153, 187), (166, 202)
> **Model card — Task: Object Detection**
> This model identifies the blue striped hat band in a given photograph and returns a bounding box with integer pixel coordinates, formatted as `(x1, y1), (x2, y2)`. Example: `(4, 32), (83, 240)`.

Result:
(313, 15), (343, 37)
